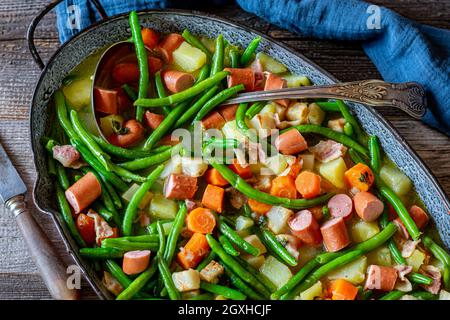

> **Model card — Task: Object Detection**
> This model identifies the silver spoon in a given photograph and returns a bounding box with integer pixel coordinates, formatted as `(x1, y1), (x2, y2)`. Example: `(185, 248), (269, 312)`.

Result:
(223, 80), (427, 120)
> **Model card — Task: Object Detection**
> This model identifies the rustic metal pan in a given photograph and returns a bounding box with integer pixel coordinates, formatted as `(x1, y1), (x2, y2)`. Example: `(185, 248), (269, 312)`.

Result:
(27, 1), (450, 299)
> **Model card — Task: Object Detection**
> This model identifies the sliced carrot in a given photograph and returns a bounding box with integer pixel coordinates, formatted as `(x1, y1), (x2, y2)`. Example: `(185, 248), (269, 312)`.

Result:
(330, 279), (358, 300)
(205, 168), (229, 187)
(270, 176), (297, 199)
(186, 207), (216, 234)
(141, 28), (159, 49)
(344, 163), (374, 191)
(76, 213), (96, 246)
(247, 198), (272, 215)
(148, 56), (163, 74)
(223, 68), (255, 91)
(201, 111), (226, 130)
(112, 63), (140, 84)
(295, 171), (321, 199)
(218, 104), (239, 121)
(287, 157), (302, 178)
(229, 159), (252, 179)
(201, 184), (225, 213)
(144, 111), (165, 130)
(177, 233), (210, 269)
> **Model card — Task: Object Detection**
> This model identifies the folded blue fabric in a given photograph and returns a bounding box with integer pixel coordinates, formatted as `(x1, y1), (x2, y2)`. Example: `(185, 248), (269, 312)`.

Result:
(55, 0), (450, 135)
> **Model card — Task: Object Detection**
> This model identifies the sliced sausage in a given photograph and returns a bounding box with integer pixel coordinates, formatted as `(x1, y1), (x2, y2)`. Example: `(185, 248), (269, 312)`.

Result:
(320, 217), (350, 252)
(141, 27), (159, 49)
(65, 172), (102, 214)
(144, 111), (165, 130)
(112, 63), (140, 84)
(409, 205), (429, 229)
(393, 217), (411, 239)
(164, 174), (198, 200)
(274, 129), (308, 155)
(327, 194), (353, 221)
(364, 265), (398, 291)
(163, 70), (195, 93)
(264, 73), (289, 107)
(157, 33), (184, 62)
(110, 120), (145, 148)
(148, 56), (163, 74)
(288, 210), (322, 246)
(223, 68), (255, 91)
(94, 87), (130, 115)
(201, 111), (226, 129)
(353, 191), (384, 222)
(218, 104), (239, 121)
(158, 134), (181, 146)
(122, 250), (151, 275)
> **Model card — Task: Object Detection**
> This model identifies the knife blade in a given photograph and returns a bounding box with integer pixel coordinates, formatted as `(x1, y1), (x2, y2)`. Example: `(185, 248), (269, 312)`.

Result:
(0, 142), (27, 204)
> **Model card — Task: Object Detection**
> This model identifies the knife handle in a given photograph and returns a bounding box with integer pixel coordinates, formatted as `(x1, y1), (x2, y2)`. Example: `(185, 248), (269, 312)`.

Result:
(5, 195), (80, 300)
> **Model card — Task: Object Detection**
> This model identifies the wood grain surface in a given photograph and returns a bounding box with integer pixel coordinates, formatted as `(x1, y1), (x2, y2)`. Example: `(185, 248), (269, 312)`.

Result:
(0, 0), (448, 299)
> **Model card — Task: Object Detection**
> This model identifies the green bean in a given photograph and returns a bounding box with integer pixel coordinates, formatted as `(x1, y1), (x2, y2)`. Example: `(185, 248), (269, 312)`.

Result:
(315, 101), (340, 112)
(343, 122), (354, 136)
(219, 235), (240, 256)
(135, 71), (229, 107)
(79, 247), (124, 259)
(335, 100), (364, 143)
(422, 236), (450, 266)
(104, 260), (132, 288)
(117, 258), (159, 300)
(203, 138), (238, 162)
(206, 234), (270, 298)
(200, 282), (246, 300)
(234, 255), (277, 293)
(284, 124), (369, 156)
(156, 221), (166, 255)
(218, 217), (260, 256)
(101, 239), (159, 251)
(70, 110), (111, 170)
(378, 185), (420, 240)
(92, 134), (155, 160)
(129, 11), (150, 121)
(257, 228), (297, 267)
(358, 287), (374, 300)
(47, 154), (57, 176)
(368, 135), (382, 173)
(174, 85), (219, 128)
(316, 222), (398, 264)
(222, 263), (264, 300)
(158, 258), (180, 300)
(142, 101), (191, 151)
(240, 36), (261, 66)
(97, 172), (123, 210)
(191, 84), (245, 123)
(283, 250), (363, 300)
(348, 148), (369, 165)
(122, 84), (138, 101)
(55, 183), (86, 247)
(210, 34), (224, 76)
(322, 205), (330, 219)
(410, 290), (438, 300)
(196, 251), (217, 271)
(188, 293), (214, 300)
(209, 160), (334, 209)
(154, 71), (172, 115)
(380, 212), (407, 265)
(196, 64), (211, 82)
(115, 235), (159, 242)
(229, 49), (240, 68)
(122, 164), (164, 236)
(55, 90), (78, 140)
(409, 273), (433, 285)
(245, 101), (265, 119)
(163, 202), (187, 264)
(109, 163), (147, 183)
(243, 203), (252, 218)
(182, 29), (213, 59)
(91, 202), (114, 223)
(118, 145), (178, 170)
(379, 290), (405, 300)
(272, 258), (319, 300)
(56, 162), (70, 190)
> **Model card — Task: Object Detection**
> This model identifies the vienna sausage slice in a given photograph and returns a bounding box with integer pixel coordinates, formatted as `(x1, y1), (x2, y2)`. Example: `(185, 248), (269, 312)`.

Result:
(164, 174), (198, 200)
(320, 217), (350, 252)
(353, 191), (384, 222)
(144, 111), (165, 130)
(327, 194), (353, 221)
(112, 63), (140, 84)
(218, 104), (239, 121)
(409, 205), (429, 229)
(288, 209), (322, 245)
(157, 33), (184, 62)
(365, 265), (398, 291)
(201, 111), (226, 130)
(275, 129), (308, 155)
(264, 73), (289, 107)
(65, 172), (102, 214)
(163, 70), (195, 93)
(94, 87), (130, 115)
(223, 68), (255, 91)
(122, 250), (151, 275)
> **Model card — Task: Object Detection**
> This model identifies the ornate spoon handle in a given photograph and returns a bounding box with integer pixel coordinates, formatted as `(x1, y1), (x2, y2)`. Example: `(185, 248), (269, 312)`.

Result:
(223, 80), (427, 119)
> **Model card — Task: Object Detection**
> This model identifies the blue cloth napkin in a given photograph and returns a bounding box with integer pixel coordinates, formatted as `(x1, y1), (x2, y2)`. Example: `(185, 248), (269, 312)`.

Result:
(55, 0), (450, 135)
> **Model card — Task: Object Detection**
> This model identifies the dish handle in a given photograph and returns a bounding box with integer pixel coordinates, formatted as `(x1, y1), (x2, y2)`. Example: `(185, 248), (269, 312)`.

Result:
(27, 0), (108, 70)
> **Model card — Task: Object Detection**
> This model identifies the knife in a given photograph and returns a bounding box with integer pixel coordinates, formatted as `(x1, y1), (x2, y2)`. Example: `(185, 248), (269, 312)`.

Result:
(0, 142), (79, 300)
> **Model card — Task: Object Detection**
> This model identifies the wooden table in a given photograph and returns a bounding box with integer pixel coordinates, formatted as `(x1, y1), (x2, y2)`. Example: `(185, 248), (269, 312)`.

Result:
(0, 0), (449, 299)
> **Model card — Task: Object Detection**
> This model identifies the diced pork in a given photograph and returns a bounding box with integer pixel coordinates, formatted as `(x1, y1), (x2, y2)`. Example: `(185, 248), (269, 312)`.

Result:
(309, 140), (347, 163)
